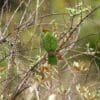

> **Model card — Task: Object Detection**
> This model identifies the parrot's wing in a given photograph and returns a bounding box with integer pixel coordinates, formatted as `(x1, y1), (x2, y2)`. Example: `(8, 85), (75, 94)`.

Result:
(42, 32), (57, 52)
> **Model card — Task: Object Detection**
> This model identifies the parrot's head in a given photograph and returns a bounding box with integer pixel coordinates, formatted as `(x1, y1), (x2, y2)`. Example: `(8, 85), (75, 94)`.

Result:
(42, 29), (55, 37)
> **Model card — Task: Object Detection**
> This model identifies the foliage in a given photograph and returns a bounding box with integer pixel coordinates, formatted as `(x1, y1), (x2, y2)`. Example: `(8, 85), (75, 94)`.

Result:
(0, 0), (100, 100)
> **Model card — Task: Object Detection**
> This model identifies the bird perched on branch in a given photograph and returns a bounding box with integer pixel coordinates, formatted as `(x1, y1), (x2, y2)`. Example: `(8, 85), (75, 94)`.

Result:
(42, 31), (58, 65)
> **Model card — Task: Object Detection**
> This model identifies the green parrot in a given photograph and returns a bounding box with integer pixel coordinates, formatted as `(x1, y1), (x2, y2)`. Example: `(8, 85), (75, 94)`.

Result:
(42, 31), (58, 65)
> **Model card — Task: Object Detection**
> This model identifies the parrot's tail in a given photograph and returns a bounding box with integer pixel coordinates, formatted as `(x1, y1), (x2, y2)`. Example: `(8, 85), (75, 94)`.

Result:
(48, 51), (57, 65)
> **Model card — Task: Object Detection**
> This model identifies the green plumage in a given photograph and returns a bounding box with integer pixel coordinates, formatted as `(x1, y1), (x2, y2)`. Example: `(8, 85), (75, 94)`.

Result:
(42, 32), (57, 65)
(48, 54), (57, 65)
